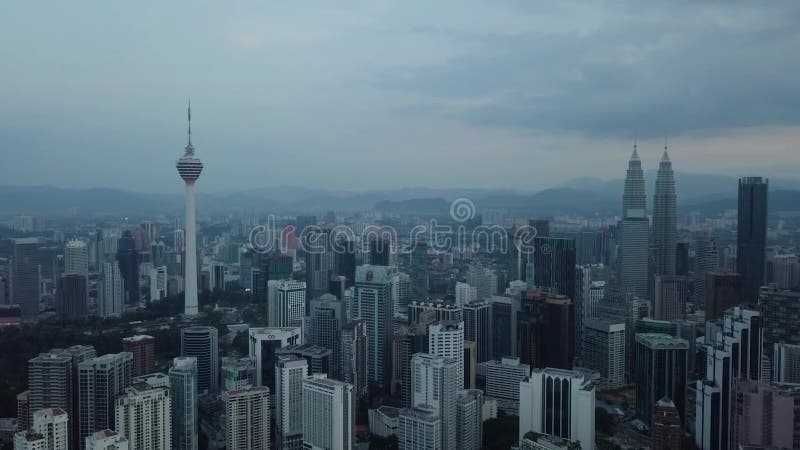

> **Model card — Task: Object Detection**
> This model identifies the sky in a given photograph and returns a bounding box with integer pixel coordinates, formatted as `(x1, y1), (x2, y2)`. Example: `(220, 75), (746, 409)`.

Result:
(1, 1), (799, 193)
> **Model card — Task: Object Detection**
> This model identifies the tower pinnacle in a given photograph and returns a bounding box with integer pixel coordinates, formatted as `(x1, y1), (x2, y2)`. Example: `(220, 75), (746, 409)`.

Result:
(185, 100), (194, 155)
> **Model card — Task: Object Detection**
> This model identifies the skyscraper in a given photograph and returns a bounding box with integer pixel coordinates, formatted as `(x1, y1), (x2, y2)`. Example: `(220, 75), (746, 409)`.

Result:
(620, 145), (649, 299)
(463, 301), (491, 363)
(428, 321), (465, 389)
(653, 275), (688, 320)
(56, 274), (87, 319)
(774, 343), (800, 384)
(180, 326), (218, 394)
(276, 355), (307, 450)
(32, 408), (69, 450)
(397, 406), (440, 450)
(737, 177), (768, 303)
(116, 230), (140, 307)
(352, 265), (396, 387)
(176, 101), (203, 316)
(533, 237), (576, 300)
(223, 386), (271, 450)
(455, 389), (484, 450)
(121, 335), (155, 378)
(114, 382), (172, 450)
(268, 280), (306, 328)
(635, 333), (688, 426)
(12, 238), (41, 319)
(64, 239), (89, 277)
(302, 374), (355, 450)
(307, 294), (346, 379)
(704, 270), (742, 321)
(518, 368), (596, 450)
(340, 320), (368, 400)
(77, 352), (133, 447)
(652, 398), (682, 450)
(99, 261), (124, 318)
(582, 318), (626, 388)
(692, 231), (719, 307)
(169, 356), (198, 450)
(411, 354), (459, 450)
(651, 147), (678, 291)
(248, 327), (302, 392)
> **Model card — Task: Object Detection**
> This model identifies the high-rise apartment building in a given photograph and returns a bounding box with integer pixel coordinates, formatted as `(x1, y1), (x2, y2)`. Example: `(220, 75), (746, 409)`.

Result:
(519, 367), (596, 450)
(223, 386), (271, 450)
(276, 355), (307, 450)
(121, 335), (155, 378)
(32, 408), (69, 450)
(180, 326), (218, 394)
(169, 356), (198, 450)
(302, 374), (355, 450)
(411, 354), (459, 450)
(99, 261), (124, 318)
(77, 352), (133, 447)
(84, 430), (129, 450)
(428, 321), (465, 389)
(114, 382), (171, 450)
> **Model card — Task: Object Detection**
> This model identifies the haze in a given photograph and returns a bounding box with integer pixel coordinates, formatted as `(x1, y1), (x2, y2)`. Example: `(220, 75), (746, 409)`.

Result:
(1, 1), (799, 193)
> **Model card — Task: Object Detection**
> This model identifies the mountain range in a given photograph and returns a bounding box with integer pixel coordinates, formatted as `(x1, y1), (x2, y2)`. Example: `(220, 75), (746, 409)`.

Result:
(1, 171), (799, 217)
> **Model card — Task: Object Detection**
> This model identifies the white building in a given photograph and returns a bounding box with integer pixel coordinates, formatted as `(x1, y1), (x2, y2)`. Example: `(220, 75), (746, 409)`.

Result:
(99, 261), (124, 318)
(64, 239), (89, 277)
(149, 266), (167, 302)
(586, 281), (606, 319)
(32, 408), (68, 450)
(268, 280), (307, 328)
(411, 353), (459, 450)
(519, 368), (596, 450)
(774, 342), (800, 384)
(428, 321), (465, 389)
(466, 265), (497, 301)
(115, 383), (171, 450)
(455, 282), (477, 308)
(223, 386), (271, 450)
(302, 374), (355, 450)
(397, 406), (440, 450)
(248, 327), (302, 388)
(276, 355), (307, 449)
(368, 406), (400, 438)
(482, 357), (530, 413)
(84, 429), (129, 450)
(14, 430), (46, 450)
(582, 318), (626, 388)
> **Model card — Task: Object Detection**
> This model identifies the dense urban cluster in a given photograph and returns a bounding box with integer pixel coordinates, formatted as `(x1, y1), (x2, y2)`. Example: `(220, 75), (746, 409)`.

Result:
(0, 120), (798, 450)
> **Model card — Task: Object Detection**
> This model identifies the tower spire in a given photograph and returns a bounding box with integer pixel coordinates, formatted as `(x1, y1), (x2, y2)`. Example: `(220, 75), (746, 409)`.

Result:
(185, 100), (194, 155)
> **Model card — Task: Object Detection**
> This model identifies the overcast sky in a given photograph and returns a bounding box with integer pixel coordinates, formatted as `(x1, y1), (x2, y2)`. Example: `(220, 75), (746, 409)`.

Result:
(1, 1), (799, 193)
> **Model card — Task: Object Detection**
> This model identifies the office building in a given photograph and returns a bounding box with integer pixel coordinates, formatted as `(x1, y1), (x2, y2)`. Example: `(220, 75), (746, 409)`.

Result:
(248, 327), (302, 392)
(653, 275), (687, 320)
(533, 237), (577, 301)
(220, 357), (256, 391)
(223, 386), (270, 450)
(368, 406), (399, 438)
(169, 357), (198, 450)
(397, 406), (440, 450)
(352, 265), (396, 387)
(77, 353), (133, 447)
(116, 231), (140, 307)
(582, 318), (626, 388)
(692, 231), (719, 307)
(737, 177), (768, 304)
(651, 397), (682, 450)
(491, 295), (520, 359)
(114, 382), (171, 450)
(466, 265), (497, 302)
(704, 271), (741, 321)
(392, 272), (412, 316)
(455, 282), (477, 308)
(774, 343), (800, 384)
(149, 265), (167, 301)
(733, 380), (800, 449)
(620, 146), (649, 299)
(482, 357), (530, 414)
(759, 286), (800, 371)
(302, 374), (355, 450)
(64, 240), (88, 277)
(635, 334), (688, 426)
(56, 274), (87, 318)
(307, 294), (346, 379)
(99, 261), (124, 318)
(276, 355), (307, 450)
(456, 389), (483, 450)
(651, 147), (678, 292)
(12, 238), (40, 319)
(268, 280), (306, 328)
(428, 321), (465, 389)
(539, 295), (575, 370)
(32, 408), (69, 450)
(411, 354), (459, 450)
(519, 367), (596, 450)
(339, 320), (368, 400)
(121, 335), (155, 378)
(277, 344), (332, 376)
(180, 326), (218, 394)
(305, 228), (334, 300)
(463, 301), (491, 362)
(391, 324), (428, 407)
